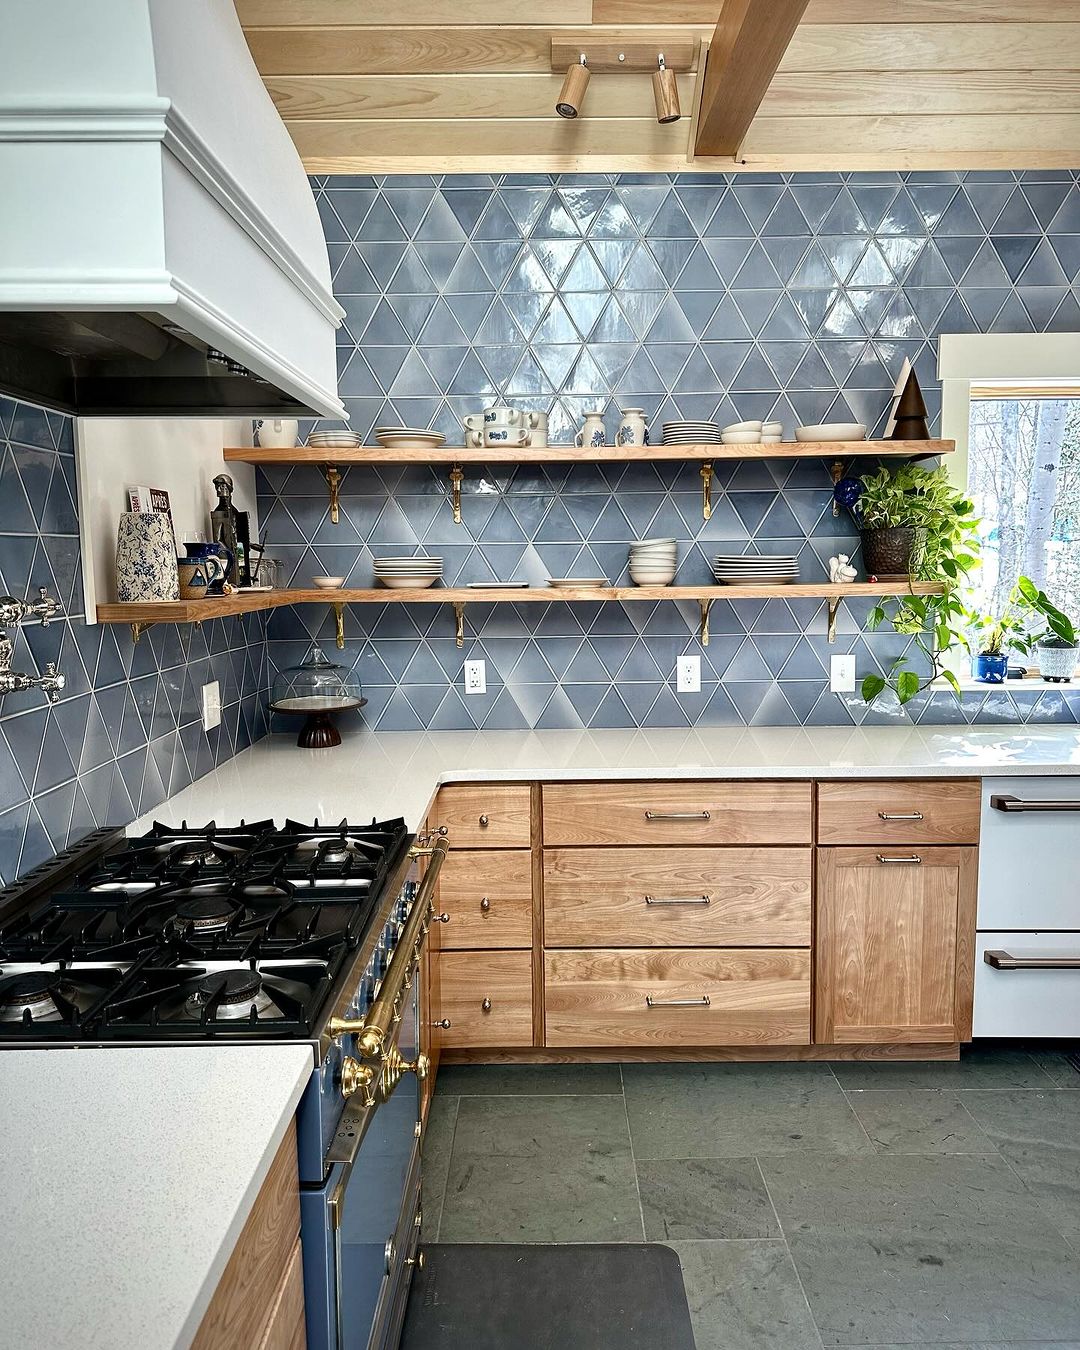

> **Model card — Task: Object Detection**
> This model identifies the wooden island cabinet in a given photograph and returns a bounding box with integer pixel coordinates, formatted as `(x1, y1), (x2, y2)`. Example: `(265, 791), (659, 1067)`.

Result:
(424, 777), (981, 1064)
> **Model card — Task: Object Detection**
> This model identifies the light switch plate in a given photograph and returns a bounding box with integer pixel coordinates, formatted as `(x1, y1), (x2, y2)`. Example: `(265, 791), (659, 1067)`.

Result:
(201, 680), (221, 730)
(830, 654), (857, 693)
(677, 654), (701, 693)
(464, 659), (487, 695)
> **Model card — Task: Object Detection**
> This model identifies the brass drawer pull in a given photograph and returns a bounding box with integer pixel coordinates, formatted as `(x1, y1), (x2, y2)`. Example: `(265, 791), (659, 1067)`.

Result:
(645, 894), (711, 906)
(644, 810), (711, 821)
(878, 811), (924, 821)
(478, 814), (489, 827)
(876, 854), (922, 864)
(645, 995), (711, 1008)
(480, 896), (491, 912)
(984, 950), (1080, 971)
(481, 997), (492, 1013)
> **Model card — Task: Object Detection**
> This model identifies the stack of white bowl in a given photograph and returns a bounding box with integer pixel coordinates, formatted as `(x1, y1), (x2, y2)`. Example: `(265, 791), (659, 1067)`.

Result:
(373, 556), (443, 589)
(307, 429), (362, 449)
(712, 553), (800, 586)
(629, 538), (678, 586)
(720, 420), (783, 445)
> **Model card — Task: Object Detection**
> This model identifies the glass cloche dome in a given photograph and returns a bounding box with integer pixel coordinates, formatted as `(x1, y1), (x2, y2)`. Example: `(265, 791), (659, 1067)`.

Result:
(270, 645), (365, 748)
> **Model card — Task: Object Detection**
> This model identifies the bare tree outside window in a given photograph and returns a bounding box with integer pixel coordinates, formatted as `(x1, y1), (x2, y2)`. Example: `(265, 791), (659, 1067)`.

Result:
(967, 396), (1080, 620)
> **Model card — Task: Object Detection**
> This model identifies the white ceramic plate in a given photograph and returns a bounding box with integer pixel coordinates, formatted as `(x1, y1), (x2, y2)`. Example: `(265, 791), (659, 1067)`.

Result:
(794, 422), (866, 442)
(546, 578), (609, 587)
(465, 581), (530, 589)
(377, 575), (440, 589)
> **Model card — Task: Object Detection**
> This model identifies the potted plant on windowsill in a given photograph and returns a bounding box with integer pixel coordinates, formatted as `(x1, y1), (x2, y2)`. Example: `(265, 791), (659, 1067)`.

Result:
(965, 579), (1076, 684)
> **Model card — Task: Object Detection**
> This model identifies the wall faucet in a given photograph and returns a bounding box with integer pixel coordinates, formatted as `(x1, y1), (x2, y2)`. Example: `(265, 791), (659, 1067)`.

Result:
(0, 587), (65, 705)
(0, 587), (60, 628)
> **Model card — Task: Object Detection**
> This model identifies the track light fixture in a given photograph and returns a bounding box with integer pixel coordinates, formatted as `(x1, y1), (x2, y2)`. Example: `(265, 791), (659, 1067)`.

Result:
(652, 52), (681, 124)
(556, 53), (589, 119)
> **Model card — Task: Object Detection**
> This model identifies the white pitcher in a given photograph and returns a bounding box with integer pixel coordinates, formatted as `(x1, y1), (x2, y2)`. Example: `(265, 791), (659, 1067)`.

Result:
(575, 409), (607, 449)
(255, 418), (299, 448)
(616, 408), (649, 448)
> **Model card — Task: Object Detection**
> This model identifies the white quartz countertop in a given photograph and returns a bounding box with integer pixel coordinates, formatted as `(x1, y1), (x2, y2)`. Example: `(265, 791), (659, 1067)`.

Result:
(137, 723), (1080, 833)
(0, 1043), (312, 1350)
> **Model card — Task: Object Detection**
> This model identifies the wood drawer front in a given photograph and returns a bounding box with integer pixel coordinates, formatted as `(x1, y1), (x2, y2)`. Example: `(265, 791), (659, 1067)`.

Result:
(435, 784), (532, 849)
(544, 847), (811, 948)
(438, 849), (533, 949)
(544, 948), (811, 1047)
(542, 781), (812, 846)
(193, 1121), (300, 1350)
(816, 779), (981, 845)
(259, 1241), (305, 1350)
(438, 950), (533, 1047)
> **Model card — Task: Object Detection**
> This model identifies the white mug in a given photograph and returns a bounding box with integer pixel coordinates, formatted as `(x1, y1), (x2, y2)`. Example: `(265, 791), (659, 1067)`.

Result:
(575, 410), (607, 449)
(484, 424), (529, 447)
(523, 410), (548, 448)
(616, 408), (649, 448)
(255, 417), (299, 448)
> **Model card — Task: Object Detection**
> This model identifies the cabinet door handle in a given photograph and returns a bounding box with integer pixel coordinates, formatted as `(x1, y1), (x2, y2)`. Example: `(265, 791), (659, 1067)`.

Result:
(991, 794), (1080, 813)
(644, 810), (710, 821)
(645, 894), (711, 906)
(479, 896), (491, 912)
(478, 814), (489, 827)
(984, 950), (1080, 970)
(878, 811), (924, 821)
(481, 997), (492, 1013)
(645, 995), (711, 1008)
(876, 854), (922, 864)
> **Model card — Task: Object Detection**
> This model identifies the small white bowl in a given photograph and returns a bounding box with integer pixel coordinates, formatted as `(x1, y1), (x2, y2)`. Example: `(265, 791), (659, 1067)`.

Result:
(795, 422), (866, 442)
(630, 573), (676, 587)
(761, 421), (783, 434)
(311, 575), (345, 588)
(761, 434), (782, 444)
(723, 420), (762, 433)
(721, 430), (762, 444)
(377, 575), (439, 589)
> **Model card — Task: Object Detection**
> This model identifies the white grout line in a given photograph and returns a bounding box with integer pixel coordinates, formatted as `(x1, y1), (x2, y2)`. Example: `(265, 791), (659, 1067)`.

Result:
(618, 1061), (649, 1244)
(429, 1093), (461, 1244)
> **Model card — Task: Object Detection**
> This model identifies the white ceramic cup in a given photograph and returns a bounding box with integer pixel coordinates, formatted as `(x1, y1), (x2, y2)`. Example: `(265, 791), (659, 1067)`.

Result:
(255, 418), (299, 448)
(523, 410), (548, 448)
(484, 423), (529, 447)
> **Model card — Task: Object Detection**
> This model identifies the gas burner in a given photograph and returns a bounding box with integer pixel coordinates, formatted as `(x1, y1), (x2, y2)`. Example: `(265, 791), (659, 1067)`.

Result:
(173, 896), (247, 935)
(0, 971), (70, 1022)
(173, 843), (223, 868)
(184, 968), (275, 1021)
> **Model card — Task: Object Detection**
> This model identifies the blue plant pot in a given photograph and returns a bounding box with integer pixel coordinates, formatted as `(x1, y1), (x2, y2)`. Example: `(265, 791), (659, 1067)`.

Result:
(973, 652), (1008, 684)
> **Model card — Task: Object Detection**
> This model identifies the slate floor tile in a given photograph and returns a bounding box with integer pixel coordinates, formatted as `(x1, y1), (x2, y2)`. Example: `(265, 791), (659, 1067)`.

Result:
(421, 1093), (459, 1241)
(760, 1152), (1080, 1346)
(622, 1063), (871, 1159)
(1029, 1050), (1080, 1089)
(962, 1088), (1080, 1240)
(846, 1088), (1000, 1155)
(434, 1063), (623, 1096)
(671, 1240), (822, 1350)
(638, 1158), (780, 1240)
(832, 1047), (1056, 1092)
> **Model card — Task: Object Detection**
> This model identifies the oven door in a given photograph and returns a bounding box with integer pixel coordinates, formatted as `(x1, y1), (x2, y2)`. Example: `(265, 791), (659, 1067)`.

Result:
(302, 980), (422, 1350)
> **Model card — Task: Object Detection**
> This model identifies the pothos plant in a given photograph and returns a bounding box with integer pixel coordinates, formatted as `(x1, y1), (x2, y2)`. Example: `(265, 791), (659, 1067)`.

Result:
(964, 578), (1077, 658)
(855, 463), (981, 705)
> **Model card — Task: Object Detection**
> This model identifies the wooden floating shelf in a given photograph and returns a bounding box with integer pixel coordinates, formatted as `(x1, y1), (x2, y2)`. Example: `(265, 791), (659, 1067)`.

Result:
(224, 440), (953, 466)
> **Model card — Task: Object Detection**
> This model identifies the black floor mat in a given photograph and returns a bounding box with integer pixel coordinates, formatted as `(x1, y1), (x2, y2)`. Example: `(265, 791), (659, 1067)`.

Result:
(400, 1243), (696, 1350)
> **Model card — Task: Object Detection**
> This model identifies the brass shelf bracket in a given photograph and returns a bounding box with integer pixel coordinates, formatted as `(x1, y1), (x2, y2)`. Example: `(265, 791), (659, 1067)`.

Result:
(827, 597), (840, 643)
(130, 621), (154, 645)
(323, 465), (342, 524)
(449, 465), (464, 525)
(333, 602), (345, 650)
(698, 598), (712, 647)
(453, 601), (466, 648)
(700, 461), (714, 521)
(830, 459), (844, 518)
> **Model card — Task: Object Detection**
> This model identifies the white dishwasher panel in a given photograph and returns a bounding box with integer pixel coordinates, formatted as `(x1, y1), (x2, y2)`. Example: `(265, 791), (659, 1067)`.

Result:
(974, 931), (1080, 1038)
(978, 776), (1080, 930)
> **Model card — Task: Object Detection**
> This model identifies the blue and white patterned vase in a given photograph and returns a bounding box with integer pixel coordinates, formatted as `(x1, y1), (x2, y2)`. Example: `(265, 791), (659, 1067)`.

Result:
(115, 511), (179, 602)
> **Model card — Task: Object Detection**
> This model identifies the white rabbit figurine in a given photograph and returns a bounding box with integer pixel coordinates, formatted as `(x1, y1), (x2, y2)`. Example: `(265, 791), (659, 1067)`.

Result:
(829, 553), (857, 584)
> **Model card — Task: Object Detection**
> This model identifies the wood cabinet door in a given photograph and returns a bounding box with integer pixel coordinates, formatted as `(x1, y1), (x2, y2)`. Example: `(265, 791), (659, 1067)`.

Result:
(816, 847), (977, 1045)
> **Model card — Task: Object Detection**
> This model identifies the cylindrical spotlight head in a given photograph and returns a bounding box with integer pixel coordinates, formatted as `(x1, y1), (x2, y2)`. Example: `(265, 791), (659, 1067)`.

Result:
(556, 56), (590, 119)
(652, 54), (680, 124)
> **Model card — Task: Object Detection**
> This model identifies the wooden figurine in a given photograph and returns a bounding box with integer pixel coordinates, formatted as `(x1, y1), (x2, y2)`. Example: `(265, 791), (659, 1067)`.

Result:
(890, 368), (930, 440)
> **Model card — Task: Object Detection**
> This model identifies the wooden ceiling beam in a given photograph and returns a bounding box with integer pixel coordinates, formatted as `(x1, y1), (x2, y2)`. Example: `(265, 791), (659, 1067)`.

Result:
(694, 0), (812, 159)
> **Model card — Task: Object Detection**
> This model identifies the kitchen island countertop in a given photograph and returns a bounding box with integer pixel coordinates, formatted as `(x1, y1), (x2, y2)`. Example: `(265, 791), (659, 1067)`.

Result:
(136, 723), (1080, 833)
(0, 1043), (313, 1350)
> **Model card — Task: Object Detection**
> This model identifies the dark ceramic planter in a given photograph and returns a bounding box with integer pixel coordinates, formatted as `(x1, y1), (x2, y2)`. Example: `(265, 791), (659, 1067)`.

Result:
(861, 525), (916, 578)
(973, 652), (1008, 684)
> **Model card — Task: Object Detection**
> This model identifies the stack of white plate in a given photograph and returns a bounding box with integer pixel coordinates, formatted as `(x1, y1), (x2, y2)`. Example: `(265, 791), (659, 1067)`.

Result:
(307, 430), (361, 449)
(375, 427), (446, 450)
(712, 554), (800, 587)
(629, 537), (677, 586)
(373, 556), (444, 589)
(662, 421), (721, 445)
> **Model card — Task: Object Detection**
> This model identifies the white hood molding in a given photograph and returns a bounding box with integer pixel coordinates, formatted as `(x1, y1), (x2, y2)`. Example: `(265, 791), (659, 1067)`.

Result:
(0, 0), (346, 418)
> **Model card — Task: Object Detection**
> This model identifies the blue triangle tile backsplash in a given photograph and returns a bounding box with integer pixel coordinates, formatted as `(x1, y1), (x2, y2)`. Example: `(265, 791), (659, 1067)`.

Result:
(261, 169), (1080, 734)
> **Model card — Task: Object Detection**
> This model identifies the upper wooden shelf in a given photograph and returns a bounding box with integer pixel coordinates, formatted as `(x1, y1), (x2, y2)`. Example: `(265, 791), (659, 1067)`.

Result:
(223, 440), (953, 466)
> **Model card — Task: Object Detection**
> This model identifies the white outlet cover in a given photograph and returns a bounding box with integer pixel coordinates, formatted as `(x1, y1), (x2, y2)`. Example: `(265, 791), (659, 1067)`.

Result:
(201, 680), (221, 730)
(830, 653), (857, 693)
(677, 654), (701, 694)
(464, 659), (487, 695)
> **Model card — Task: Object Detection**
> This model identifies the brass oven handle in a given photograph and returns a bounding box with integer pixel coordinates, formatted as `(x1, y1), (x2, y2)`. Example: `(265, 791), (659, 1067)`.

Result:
(876, 854), (921, 864)
(328, 835), (449, 1050)
(991, 794), (1080, 813)
(878, 811), (923, 821)
(646, 995), (711, 1008)
(644, 810), (710, 821)
(984, 949), (1080, 970)
(645, 894), (711, 906)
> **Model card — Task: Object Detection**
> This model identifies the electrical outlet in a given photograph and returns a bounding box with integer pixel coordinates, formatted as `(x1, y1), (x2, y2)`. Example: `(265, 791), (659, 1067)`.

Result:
(201, 680), (221, 730)
(464, 659), (486, 695)
(830, 654), (857, 693)
(676, 654), (701, 694)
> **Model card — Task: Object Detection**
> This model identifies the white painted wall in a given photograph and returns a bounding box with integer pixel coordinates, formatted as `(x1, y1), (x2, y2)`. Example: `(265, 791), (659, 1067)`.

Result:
(75, 417), (257, 615)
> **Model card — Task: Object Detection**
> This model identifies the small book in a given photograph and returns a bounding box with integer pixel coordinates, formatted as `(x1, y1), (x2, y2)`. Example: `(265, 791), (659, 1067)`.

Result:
(127, 485), (176, 547)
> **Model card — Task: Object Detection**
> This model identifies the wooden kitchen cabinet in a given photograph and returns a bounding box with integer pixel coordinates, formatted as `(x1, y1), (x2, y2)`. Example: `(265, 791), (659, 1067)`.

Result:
(437, 950), (534, 1047)
(437, 848), (533, 948)
(432, 784), (532, 848)
(816, 846), (977, 1044)
(816, 779), (981, 846)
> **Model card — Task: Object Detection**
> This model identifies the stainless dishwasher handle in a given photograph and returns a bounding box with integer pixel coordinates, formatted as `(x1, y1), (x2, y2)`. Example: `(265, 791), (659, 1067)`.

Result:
(645, 894), (711, 906)
(984, 950), (1080, 971)
(644, 810), (711, 821)
(876, 854), (922, 864)
(878, 811), (924, 821)
(645, 995), (711, 1008)
(991, 794), (1080, 813)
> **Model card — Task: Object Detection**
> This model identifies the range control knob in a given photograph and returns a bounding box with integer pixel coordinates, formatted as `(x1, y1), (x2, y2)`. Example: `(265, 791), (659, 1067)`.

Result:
(340, 1056), (375, 1103)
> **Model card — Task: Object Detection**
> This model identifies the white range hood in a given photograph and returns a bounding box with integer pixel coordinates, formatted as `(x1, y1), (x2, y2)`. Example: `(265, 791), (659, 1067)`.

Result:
(0, 0), (346, 418)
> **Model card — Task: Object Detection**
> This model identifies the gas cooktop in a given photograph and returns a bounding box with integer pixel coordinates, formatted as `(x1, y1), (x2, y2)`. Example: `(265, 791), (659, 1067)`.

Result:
(0, 818), (410, 1040)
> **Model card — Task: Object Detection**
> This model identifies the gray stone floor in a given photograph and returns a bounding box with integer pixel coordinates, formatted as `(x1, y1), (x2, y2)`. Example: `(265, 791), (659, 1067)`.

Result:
(421, 1049), (1080, 1349)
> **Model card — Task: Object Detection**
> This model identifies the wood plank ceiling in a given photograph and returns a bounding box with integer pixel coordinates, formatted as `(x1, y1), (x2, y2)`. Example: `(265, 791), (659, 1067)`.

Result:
(235, 0), (1080, 174)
